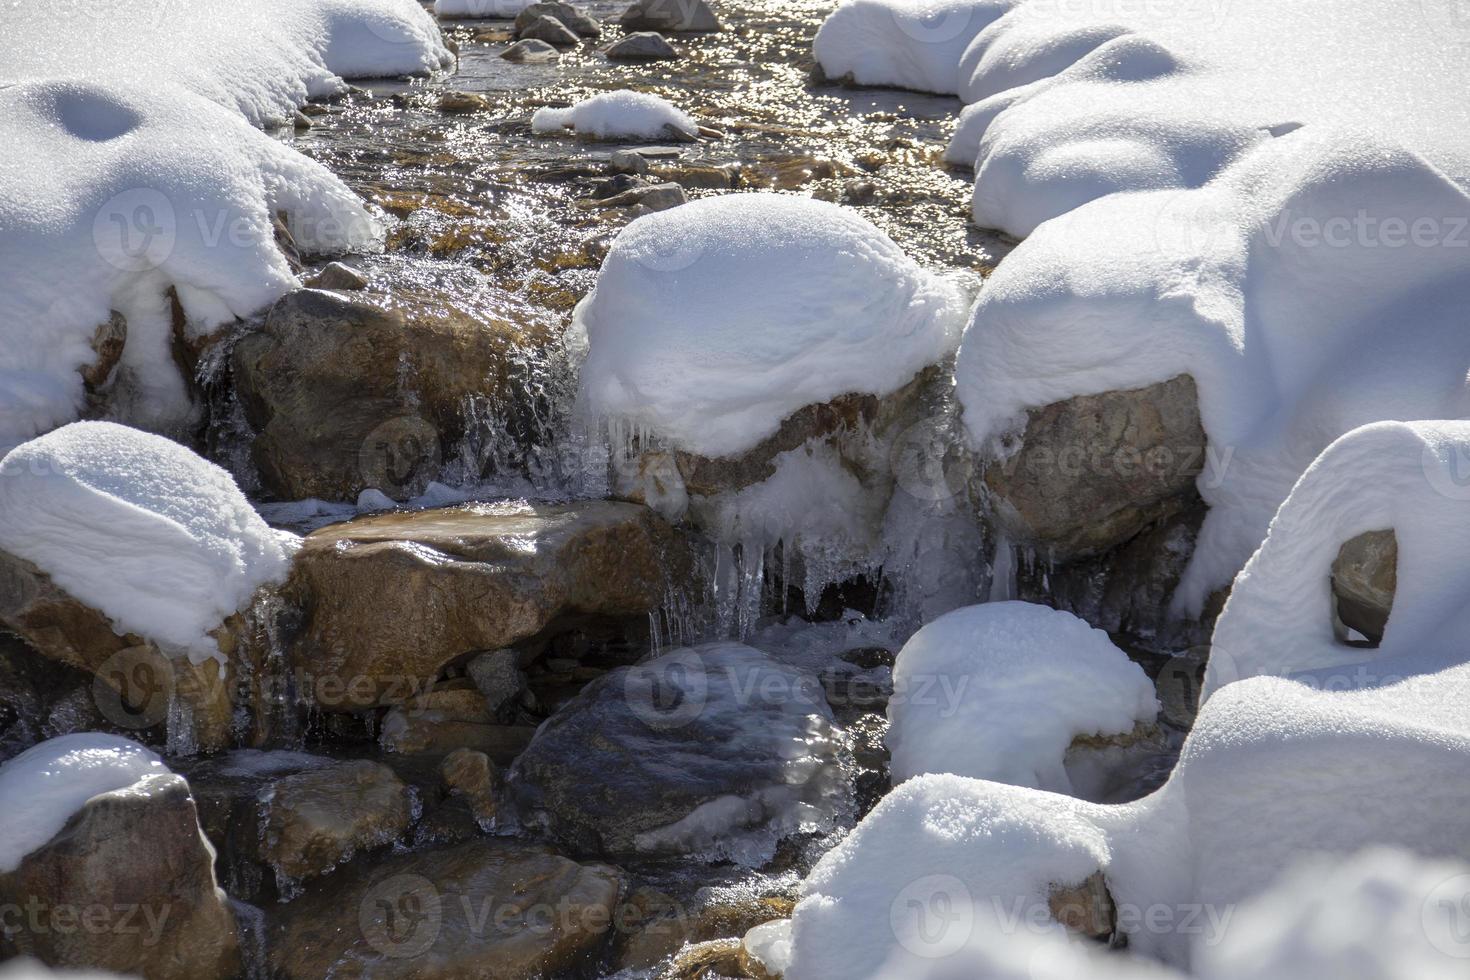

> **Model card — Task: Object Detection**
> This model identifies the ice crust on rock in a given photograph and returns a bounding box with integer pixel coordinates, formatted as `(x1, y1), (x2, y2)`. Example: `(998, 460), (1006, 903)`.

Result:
(0, 422), (297, 662)
(0, 733), (169, 874)
(574, 192), (970, 458)
(887, 602), (1157, 792)
(531, 90), (698, 139)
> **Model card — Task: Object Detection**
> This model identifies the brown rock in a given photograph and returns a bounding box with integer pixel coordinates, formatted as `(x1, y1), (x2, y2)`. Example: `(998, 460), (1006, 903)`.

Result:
(286, 501), (686, 709)
(980, 374), (1206, 561)
(0, 771), (240, 978)
(231, 285), (551, 502)
(620, 0), (721, 32)
(440, 748), (500, 829)
(0, 548), (240, 753)
(270, 840), (623, 979)
(661, 938), (745, 980)
(261, 760), (413, 885)
(618, 891), (793, 972)
(1331, 529), (1396, 645)
(381, 686), (536, 757)
(1048, 871), (1115, 942)
(81, 311), (127, 392)
(514, 1), (601, 37)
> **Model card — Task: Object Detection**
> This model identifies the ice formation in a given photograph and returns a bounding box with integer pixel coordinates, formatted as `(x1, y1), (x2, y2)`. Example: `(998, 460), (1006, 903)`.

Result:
(574, 192), (969, 457)
(531, 90), (699, 140)
(0, 422), (298, 662)
(786, 655), (1470, 976)
(887, 602), (1157, 792)
(0, 734), (169, 873)
(0, 0), (448, 450)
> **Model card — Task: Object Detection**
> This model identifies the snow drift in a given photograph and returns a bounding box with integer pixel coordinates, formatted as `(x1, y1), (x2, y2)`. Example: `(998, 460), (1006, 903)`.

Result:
(0, 422), (298, 663)
(812, 0), (1019, 94)
(574, 192), (970, 458)
(531, 90), (699, 140)
(887, 602), (1157, 792)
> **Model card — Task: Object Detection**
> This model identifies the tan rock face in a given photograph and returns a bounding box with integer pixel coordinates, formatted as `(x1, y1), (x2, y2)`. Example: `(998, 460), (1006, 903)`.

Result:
(286, 501), (686, 710)
(0, 772), (240, 979)
(1047, 871), (1115, 942)
(271, 840), (623, 979)
(0, 548), (238, 753)
(980, 374), (1206, 562)
(232, 285), (552, 502)
(381, 686), (536, 758)
(440, 748), (500, 829)
(261, 760), (413, 885)
(1331, 529), (1397, 645)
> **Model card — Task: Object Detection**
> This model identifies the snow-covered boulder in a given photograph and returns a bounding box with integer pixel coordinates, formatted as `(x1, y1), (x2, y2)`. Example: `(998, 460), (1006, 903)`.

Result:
(0, 423), (296, 751)
(786, 655), (1470, 977)
(0, 735), (240, 978)
(510, 643), (849, 864)
(232, 280), (553, 502)
(532, 89), (697, 140)
(812, 0), (1018, 94)
(887, 602), (1158, 797)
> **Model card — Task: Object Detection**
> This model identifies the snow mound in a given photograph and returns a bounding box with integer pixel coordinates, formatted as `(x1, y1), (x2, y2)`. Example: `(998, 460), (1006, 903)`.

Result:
(0, 78), (381, 449)
(812, 0), (1018, 94)
(0, 733), (169, 873)
(0, 422), (298, 662)
(574, 193), (970, 457)
(0, 0), (451, 128)
(787, 657), (1470, 977)
(887, 602), (1157, 793)
(436, 0), (540, 17)
(1208, 420), (1470, 696)
(956, 124), (1470, 612)
(531, 90), (698, 140)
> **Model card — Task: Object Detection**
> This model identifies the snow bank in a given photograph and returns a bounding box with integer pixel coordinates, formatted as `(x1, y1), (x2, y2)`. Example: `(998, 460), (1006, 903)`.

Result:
(887, 602), (1157, 793)
(0, 422), (298, 662)
(0, 78), (381, 449)
(436, 0), (540, 18)
(940, 0), (1470, 608)
(1207, 420), (1470, 695)
(531, 90), (698, 140)
(812, 0), (1018, 94)
(574, 193), (969, 457)
(0, 0), (451, 128)
(787, 658), (1470, 977)
(0, 733), (168, 873)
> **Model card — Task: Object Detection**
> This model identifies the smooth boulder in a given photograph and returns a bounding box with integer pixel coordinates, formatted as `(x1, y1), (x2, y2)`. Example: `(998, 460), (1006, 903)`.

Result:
(619, 0), (721, 32)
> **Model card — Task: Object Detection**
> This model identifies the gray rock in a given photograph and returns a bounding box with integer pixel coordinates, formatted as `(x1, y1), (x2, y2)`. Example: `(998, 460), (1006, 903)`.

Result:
(518, 13), (582, 46)
(610, 148), (651, 175)
(979, 374), (1207, 562)
(514, 0), (601, 37)
(0, 769), (241, 978)
(501, 37), (561, 62)
(303, 261), (368, 291)
(604, 30), (680, 60)
(1332, 528), (1396, 645)
(468, 649), (528, 720)
(510, 643), (849, 863)
(587, 181), (688, 212)
(620, 0), (722, 32)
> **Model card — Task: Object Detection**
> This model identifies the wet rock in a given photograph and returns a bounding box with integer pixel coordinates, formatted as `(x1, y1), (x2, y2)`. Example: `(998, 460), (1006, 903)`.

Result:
(293, 110), (314, 130)
(270, 840), (623, 979)
(0, 548), (241, 753)
(515, 1), (601, 38)
(662, 938), (745, 979)
(304, 261), (369, 290)
(437, 90), (493, 114)
(468, 648), (530, 720)
(511, 643), (849, 864)
(0, 770), (240, 978)
(605, 31), (680, 60)
(841, 179), (879, 205)
(1155, 644), (1212, 730)
(381, 686), (536, 757)
(1048, 871), (1115, 941)
(1332, 528), (1396, 645)
(501, 37), (561, 62)
(592, 172), (650, 199)
(287, 501), (686, 710)
(518, 14), (582, 46)
(0, 633), (96, 763)
(260, 760), (413, 886)
(658, 163), (737, 189)
(620, 0), (721, 32)
(617, 889), (794, 972)
(586, 182), (689, 212)
(979, 374), (1206, 562)
(441, 748), (500, 829)
(610, 149), (651, 175)
(231, 285), (549, 502)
